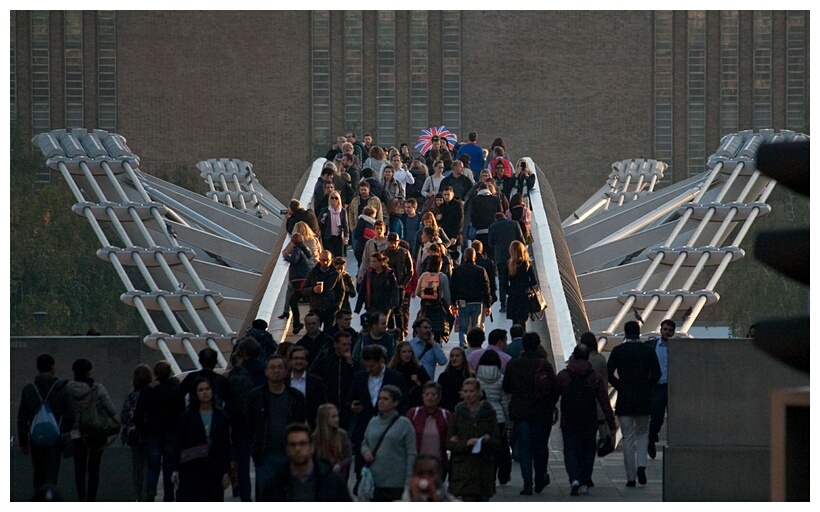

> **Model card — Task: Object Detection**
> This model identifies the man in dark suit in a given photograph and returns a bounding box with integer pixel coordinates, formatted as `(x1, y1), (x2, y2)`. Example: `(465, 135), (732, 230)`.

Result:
(607, 321), (661, 488)
(487, 212), (525, 313)
(346, 344), (409, 493)
(285, 346), (328, 430)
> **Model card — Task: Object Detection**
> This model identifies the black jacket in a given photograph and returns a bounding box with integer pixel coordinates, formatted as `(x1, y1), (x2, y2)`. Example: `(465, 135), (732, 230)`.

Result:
(286, 207), (321, 236)
(285, 373), (327, 430)
(312, 353), (361, 410)
(607, 339), (661, 416)
(450, 261), (492, 306)
(503, 351), (557, 422)
(469, 193), (503, 231)
(260, 457), (352, 502)
(474, 253), (498, 303)
(346, 367), (408, 445)
(247, 385), (307, 462)
(304, 265), (344, 313)
(135, 378), (186, 437)
(488, 217), (525, 265)
(175, 407), (232, 501)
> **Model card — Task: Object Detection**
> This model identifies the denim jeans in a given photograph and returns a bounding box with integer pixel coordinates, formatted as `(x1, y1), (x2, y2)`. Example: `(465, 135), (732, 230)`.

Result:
(458, 302), (483, 346)
(232, 438), (252, 502)
(514, 418), (551, 488)
(619, 415), (649, 481)
(144, 435), (177, 501)
(561, 425), (598, 485)
(648, 383), (668, 444)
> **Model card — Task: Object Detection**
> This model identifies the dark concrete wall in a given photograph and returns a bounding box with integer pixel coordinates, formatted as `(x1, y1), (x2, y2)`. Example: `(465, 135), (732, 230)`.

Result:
(665, 338), (809, 501)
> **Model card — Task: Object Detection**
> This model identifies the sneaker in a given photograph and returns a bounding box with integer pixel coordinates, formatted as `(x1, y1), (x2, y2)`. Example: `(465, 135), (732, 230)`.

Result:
(579, 485), (589, 495)
(570, 480), (580, 496)
(637, 466), (647, 485)
(292, 322), (304, 335)
(648, 442), (657, 459)
(520, 487), (533, 496)
(626, 480), (636, 487)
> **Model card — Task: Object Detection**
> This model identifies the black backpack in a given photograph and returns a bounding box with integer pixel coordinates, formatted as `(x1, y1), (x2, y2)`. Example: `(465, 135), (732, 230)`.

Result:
(560, 370), (598, 428)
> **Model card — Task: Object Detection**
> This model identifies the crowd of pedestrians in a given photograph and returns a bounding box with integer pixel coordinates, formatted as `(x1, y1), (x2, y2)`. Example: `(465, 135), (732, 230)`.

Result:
(16, 130), (669, 502)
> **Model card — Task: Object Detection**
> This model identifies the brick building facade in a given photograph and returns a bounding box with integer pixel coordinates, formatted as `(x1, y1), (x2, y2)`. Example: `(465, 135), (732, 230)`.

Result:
(10, 10), (809, 214)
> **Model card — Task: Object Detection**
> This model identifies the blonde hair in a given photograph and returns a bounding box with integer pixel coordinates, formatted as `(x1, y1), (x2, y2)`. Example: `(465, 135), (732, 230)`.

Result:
(421, 211), (439, 233)
(341, 142), (354, 153)
(293, 221), (317, 239)
(313, 404), (344, 464)
(508, 240), (530, 276)
(387, 341), (422, 370)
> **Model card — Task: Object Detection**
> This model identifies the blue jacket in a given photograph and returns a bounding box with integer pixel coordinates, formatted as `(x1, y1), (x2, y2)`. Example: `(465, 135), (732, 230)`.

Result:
(456, 142), (485, 173)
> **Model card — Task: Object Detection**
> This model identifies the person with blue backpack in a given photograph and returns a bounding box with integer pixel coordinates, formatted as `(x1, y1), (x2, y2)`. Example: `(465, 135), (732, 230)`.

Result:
(17, 353), (75, 491)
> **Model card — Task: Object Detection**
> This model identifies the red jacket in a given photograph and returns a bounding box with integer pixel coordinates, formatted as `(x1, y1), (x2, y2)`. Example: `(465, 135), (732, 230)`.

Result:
(407, 406), (450, 471)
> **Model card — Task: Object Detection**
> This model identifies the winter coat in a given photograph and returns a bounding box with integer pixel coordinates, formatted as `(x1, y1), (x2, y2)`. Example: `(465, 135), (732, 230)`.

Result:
(502, 351), (557, 422)
(175, 407), (231, 501)
(283, 243), (313, 281)
(475, 365), (510, 424)
(348, 194), (384, 228)
(607, 339), (662, 416)
(556, 358), (616, 432)
(437, 367), (469, 413)
(450, 261), (492, 306)
(318, 206), (350, 244)
(304, 265), (344, 313)
(406, 406), (450, 472)
(446, 400), (500, 497)
(67, 380), (118, 450)
(286, 207), (321, 237)
(247, 386), (307, 462)
(360, 267), (399, 314)
(505, 262), (539, 324)
(134, 378), (185, 438)
(391, 361), (431, 408)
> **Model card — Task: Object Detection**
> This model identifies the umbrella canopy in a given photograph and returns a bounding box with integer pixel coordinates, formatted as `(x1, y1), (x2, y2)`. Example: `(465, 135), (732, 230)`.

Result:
(415, 126), (458, 155)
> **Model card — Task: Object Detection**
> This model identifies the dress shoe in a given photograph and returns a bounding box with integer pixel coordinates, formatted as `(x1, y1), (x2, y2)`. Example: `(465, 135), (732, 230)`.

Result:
(292, 322), (304, 335)
(534, 475), (549, 493)
(637, 466), (647, 485)
(277, 313), (289, 319)
(648, 442), (657, 459)
(520, 487), (533, 496)
(626, 480), (636, 487)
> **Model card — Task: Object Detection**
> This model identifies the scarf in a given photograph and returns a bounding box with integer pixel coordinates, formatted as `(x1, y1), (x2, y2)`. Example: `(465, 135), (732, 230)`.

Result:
(329, 204), (343, 236)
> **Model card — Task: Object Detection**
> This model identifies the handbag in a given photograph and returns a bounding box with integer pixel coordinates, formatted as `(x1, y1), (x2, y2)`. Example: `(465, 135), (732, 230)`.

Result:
(359, 415), (400, 502)
(597, 434), (615, 458)
(388, 197), (405, 216)
(289, 278), (305, 293)
(526, 284), (547, 315)
(79, 386), (121, 439)
(180, 443), (210, 464)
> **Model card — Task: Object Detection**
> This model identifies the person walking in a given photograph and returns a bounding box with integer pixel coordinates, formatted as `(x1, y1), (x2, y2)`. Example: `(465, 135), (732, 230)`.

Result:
(173, 377), (231, 501)
(475, 350), (512, 485)
(67, 358), (118, 502)
(607, 320), (662, 487)
(504, 240), (539, 330)
(446, 378), (500, 501)
(134, 360), (185, 501)
(502, 333), (557, 495)
(120, 364), (153, 501)
(556, 345), (617, 496)
(646, 319), (675, 459)
(436, 346), (473, 413)
(17, 353), (75, 491)
(361, 385), (417, 502)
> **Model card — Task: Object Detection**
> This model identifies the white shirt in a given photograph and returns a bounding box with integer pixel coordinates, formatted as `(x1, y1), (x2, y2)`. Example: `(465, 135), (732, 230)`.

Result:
(290, 372), (307, 396)
(367, 365), (386, 407)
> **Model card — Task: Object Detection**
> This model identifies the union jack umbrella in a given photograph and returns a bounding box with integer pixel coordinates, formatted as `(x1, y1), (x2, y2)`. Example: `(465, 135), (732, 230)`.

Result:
(415, 126), (458, 155)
